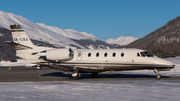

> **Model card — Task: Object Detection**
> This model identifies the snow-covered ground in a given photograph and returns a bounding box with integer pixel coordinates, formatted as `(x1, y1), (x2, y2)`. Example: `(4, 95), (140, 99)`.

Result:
(0, 81), (179, 101)
(0, 57), (180, 101)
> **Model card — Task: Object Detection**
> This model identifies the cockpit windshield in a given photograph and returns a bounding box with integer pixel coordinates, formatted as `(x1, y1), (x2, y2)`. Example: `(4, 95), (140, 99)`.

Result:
(140, 51), (154, 57)
(144, 51), (154, 57)
(140, 52), (146, 57)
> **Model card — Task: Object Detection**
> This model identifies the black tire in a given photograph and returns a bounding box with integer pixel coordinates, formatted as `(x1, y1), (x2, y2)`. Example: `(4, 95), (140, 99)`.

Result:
(72, 76), (79, 80)
(91, 72), (98, 78)
(156, 74), (161, 80)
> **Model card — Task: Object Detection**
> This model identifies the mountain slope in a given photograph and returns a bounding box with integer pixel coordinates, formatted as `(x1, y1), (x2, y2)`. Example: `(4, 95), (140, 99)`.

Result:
(0, 28), (16, 60)
(106, 36), (138, 45)
(37, 23), (98, 41)
(0, 28), (58, 60)
(0, 10), (102, 48)
(126, 16), (180, 58)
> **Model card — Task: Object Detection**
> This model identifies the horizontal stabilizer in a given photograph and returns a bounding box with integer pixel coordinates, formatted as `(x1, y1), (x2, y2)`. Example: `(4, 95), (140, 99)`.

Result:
(5, 41), (33, 50)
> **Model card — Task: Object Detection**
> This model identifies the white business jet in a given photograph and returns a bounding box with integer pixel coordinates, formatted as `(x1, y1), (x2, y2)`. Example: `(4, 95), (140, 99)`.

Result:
(5, 25), (175, 79)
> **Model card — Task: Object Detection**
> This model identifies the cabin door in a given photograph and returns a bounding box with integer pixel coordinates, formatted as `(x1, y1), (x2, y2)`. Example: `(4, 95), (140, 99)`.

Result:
(77, 51), (83, 61)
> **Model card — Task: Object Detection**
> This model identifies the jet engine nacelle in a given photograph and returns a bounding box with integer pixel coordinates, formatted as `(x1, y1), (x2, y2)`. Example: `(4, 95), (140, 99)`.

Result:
(46, 48), (74, 61)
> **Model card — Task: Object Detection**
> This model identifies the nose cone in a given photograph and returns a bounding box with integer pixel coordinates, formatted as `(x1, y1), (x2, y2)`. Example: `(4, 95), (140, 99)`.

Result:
(153, 58), (175, 69)
(165, 60), (175, 68)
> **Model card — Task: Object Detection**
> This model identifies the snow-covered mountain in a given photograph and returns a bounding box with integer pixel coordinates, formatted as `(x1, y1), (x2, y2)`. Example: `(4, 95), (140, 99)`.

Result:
(0, 10), (137, 49)
(37, 23), (98, 41)
(106, 36), (138, 45)
(0, 10), (101, 48)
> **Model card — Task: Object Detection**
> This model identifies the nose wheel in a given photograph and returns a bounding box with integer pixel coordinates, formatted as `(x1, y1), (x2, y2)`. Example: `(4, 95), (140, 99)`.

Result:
(154, 69), (161, 79)
(156, 74), (161, 79)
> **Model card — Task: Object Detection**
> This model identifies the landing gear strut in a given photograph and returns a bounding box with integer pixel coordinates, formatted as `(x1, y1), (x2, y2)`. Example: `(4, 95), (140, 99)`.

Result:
(153, 69), (161, 79)
(91, 72), (99, 78)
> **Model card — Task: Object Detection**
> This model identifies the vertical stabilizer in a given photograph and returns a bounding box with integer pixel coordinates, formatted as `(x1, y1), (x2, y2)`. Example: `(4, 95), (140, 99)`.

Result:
(10, 25), (34, 47)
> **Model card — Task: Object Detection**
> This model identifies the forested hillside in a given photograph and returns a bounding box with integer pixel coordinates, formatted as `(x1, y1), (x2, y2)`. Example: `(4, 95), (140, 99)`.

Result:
(127, 16), (180, 58)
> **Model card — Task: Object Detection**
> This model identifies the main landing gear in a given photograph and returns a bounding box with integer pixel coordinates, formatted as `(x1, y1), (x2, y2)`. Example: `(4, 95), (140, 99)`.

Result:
(72, 72), (99, 80)
(153, 69), (161, 80)
(72, 72), (81, 80)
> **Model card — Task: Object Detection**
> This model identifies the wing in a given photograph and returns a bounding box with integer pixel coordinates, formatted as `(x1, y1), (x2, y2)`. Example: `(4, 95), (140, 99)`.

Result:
(39, 63), (102, 73)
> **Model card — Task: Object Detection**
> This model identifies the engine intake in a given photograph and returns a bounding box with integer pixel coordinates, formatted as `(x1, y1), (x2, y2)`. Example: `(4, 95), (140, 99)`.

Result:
(45, 48), (74, 61)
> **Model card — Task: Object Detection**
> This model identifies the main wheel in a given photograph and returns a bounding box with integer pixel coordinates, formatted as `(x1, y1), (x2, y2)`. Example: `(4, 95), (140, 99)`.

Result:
(72, 73), (81, 80)
(72, 76), (79, 80)
(156, 74), (161, 79)
(91, 72), (98, 78)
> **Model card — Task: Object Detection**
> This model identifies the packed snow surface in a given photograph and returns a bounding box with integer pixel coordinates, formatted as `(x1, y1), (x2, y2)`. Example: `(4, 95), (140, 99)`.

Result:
(0, 57), (180, 101)
(106, 36), (138, 45)
(0, 80), (179, 101)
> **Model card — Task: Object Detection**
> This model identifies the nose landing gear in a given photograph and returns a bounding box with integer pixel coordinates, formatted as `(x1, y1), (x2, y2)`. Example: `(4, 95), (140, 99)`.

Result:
(153, 69), (161, 79)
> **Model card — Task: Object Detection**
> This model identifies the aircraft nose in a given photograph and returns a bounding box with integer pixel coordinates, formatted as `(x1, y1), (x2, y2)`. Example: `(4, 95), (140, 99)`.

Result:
(161, 60), (175, 68)
(167, 61), (175, 67)
(153, 58), (175, 68)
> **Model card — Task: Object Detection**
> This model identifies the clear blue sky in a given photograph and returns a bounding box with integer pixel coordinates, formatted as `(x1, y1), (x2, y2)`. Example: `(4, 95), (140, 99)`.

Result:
(1, 0), (180, 41)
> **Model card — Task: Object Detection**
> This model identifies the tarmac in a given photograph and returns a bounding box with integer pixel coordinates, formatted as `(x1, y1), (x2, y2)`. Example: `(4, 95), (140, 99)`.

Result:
(0, 67), (179, 82)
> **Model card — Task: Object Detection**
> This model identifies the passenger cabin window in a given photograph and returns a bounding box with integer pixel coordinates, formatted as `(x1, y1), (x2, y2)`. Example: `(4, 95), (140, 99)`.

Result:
(137, 53), (140, 57)
(121, 53), (124, 57)
(104, 53), (107, 57)
(88, 53), (91, 57)
(112, 53), (116, 57)
(96, 53), (99, 57)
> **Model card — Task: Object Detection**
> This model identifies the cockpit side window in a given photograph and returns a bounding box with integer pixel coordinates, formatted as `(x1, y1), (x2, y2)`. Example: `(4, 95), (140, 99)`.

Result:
(140, 52), (146, 57)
